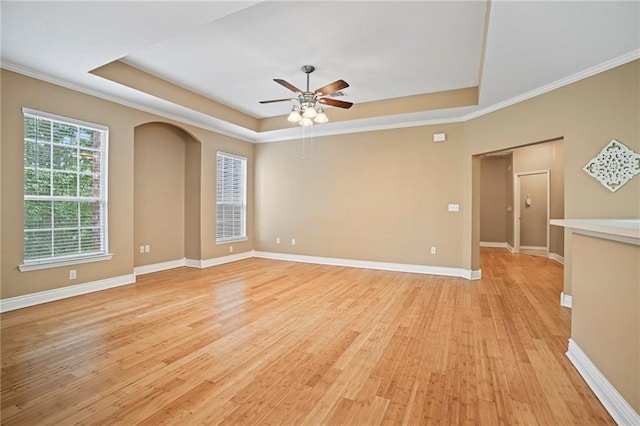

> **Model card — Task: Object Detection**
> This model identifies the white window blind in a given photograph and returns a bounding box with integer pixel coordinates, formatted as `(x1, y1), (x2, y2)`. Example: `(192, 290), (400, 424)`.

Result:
(22, 108), (109, 266)
(216, 152), (247, 243)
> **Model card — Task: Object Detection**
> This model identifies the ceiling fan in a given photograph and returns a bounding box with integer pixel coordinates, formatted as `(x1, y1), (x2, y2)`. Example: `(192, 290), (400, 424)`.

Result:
(259, 65), (353, 126)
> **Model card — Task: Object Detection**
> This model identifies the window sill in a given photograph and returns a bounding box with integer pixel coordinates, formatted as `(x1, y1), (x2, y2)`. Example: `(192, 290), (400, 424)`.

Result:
(19, 253), (113, 272)
(216, 237), (248, 245)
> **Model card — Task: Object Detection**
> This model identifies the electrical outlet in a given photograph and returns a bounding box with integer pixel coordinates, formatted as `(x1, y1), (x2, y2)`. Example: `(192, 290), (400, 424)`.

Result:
(69, 269), (76, 280)
(430, 247), (437, 255)
(139, 245), (144, 253)
(145, 245), (150, 253)
(229, 246), (234, 253)
(291, 238), (296, 246)
(276, 237), (280, 244)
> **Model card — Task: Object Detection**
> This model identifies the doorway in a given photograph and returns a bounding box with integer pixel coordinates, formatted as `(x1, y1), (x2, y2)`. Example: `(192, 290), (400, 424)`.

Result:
(514, 170), (550, 256)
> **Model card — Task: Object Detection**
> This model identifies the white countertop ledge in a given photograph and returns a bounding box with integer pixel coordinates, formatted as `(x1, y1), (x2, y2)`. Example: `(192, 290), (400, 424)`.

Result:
(550, 219), (640, 246)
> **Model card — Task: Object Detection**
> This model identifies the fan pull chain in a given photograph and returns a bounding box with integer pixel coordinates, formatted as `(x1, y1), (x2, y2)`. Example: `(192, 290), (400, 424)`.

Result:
(301, 126), (316, 159)
(302, 126), (306, 160)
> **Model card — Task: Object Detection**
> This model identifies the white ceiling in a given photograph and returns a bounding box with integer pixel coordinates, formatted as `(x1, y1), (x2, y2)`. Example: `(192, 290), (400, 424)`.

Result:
(2, 1), (639, 142)
(122, 1), (487, 118)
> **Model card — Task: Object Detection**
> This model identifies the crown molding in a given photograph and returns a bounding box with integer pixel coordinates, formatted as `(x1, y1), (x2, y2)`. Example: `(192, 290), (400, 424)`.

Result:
(252, 114), (466, 143)
(0, 61), (258, 143)
(462, 49), (640, 121)
(4, 49), (639, 144)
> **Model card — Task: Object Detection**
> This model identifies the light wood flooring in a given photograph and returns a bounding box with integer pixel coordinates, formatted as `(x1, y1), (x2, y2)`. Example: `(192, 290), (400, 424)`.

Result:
(1, 248), (613, 425)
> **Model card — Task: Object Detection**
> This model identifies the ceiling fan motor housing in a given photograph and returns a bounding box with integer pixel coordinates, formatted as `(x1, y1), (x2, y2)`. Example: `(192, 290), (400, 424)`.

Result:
(301, 65), (315, 74)
(299, 93), (317, 107)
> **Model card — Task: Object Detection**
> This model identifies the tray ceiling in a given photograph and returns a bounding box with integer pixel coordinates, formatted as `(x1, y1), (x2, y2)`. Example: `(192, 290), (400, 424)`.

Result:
(1, 1), (638, 142)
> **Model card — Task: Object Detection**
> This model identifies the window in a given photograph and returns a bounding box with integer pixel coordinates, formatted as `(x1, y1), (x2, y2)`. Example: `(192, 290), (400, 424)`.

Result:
(216, 152), (247, 243)
(21, 108), (109, 270)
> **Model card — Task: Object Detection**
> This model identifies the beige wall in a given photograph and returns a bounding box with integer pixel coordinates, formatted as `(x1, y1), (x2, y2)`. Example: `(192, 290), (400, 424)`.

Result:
(1, 71), (137, 298)
(199, 135), (255, 260)
(571, 234), (640, 412)
(255, 124), (466, 268)
(0, 70), (254, 299)
(465, 60), (639, 293)
(480, 156), (508, 243)
(184, 138), (202, 260)
(256, 61), (638, 279)
(0, 68), (3, 292)
(134, 123), (190, 267)
(132, 123), (255, 266)
(1, 61), (637, 296)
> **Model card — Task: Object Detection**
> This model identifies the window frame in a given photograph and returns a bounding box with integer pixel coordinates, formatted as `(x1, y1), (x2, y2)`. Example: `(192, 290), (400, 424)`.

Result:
(19, 108), (112, 272)
(216, 151), (248, 244)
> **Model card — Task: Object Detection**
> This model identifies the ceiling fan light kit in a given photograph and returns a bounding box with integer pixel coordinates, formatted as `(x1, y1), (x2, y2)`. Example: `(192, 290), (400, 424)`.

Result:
(299, 117), (314, 127)
(287, 107), (302, 123)
(302, 105), (318, 119)
(260, 65), (353, 126)
(314, 109), (329, 123)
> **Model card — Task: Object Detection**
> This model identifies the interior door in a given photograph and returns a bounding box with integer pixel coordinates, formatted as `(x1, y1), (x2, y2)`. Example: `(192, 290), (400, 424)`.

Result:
(519, 173), (548, 250)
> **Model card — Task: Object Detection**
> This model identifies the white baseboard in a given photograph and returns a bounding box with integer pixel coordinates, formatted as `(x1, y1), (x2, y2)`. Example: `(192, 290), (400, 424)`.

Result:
(549, 252), (565, 264)
(184, 258), (201, 268)
(2, 252), (255, 312)
(560, 292), (572, 308)
(134, 258), (187, 276)
(520, 245), (548, 251)
(500, 244), (562, 264)
(1, 250), (483, 312)
(253, 251), (482, 280)
(0, 273), (135, 313)
(466, 269), (483, 280)
(480, 241), (508, 248)
(479, 242), (515, 256)
(566, 338), (640, 425)
(201, 251), (255, 268)
(190, 251), (255, 268)
(135, 252), (255, 273)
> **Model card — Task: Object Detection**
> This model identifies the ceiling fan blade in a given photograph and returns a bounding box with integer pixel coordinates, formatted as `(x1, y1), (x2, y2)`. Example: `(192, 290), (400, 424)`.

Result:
(319, 97), (354, 109)
(259, 98), (295, 104)
(315, 79), (349, 96)
(274, 79), (303, 94)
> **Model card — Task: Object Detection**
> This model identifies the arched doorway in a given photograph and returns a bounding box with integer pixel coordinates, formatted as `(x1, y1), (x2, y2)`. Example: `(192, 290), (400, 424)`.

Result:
(133, 122), (201, 269)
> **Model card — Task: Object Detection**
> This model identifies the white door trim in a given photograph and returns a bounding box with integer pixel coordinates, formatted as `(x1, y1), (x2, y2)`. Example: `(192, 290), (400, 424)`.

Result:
(514, 170), (550, 255)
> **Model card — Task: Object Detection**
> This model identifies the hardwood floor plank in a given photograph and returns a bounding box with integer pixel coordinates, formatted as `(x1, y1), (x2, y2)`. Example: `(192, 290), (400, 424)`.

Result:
(1, 250), (615, 425)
